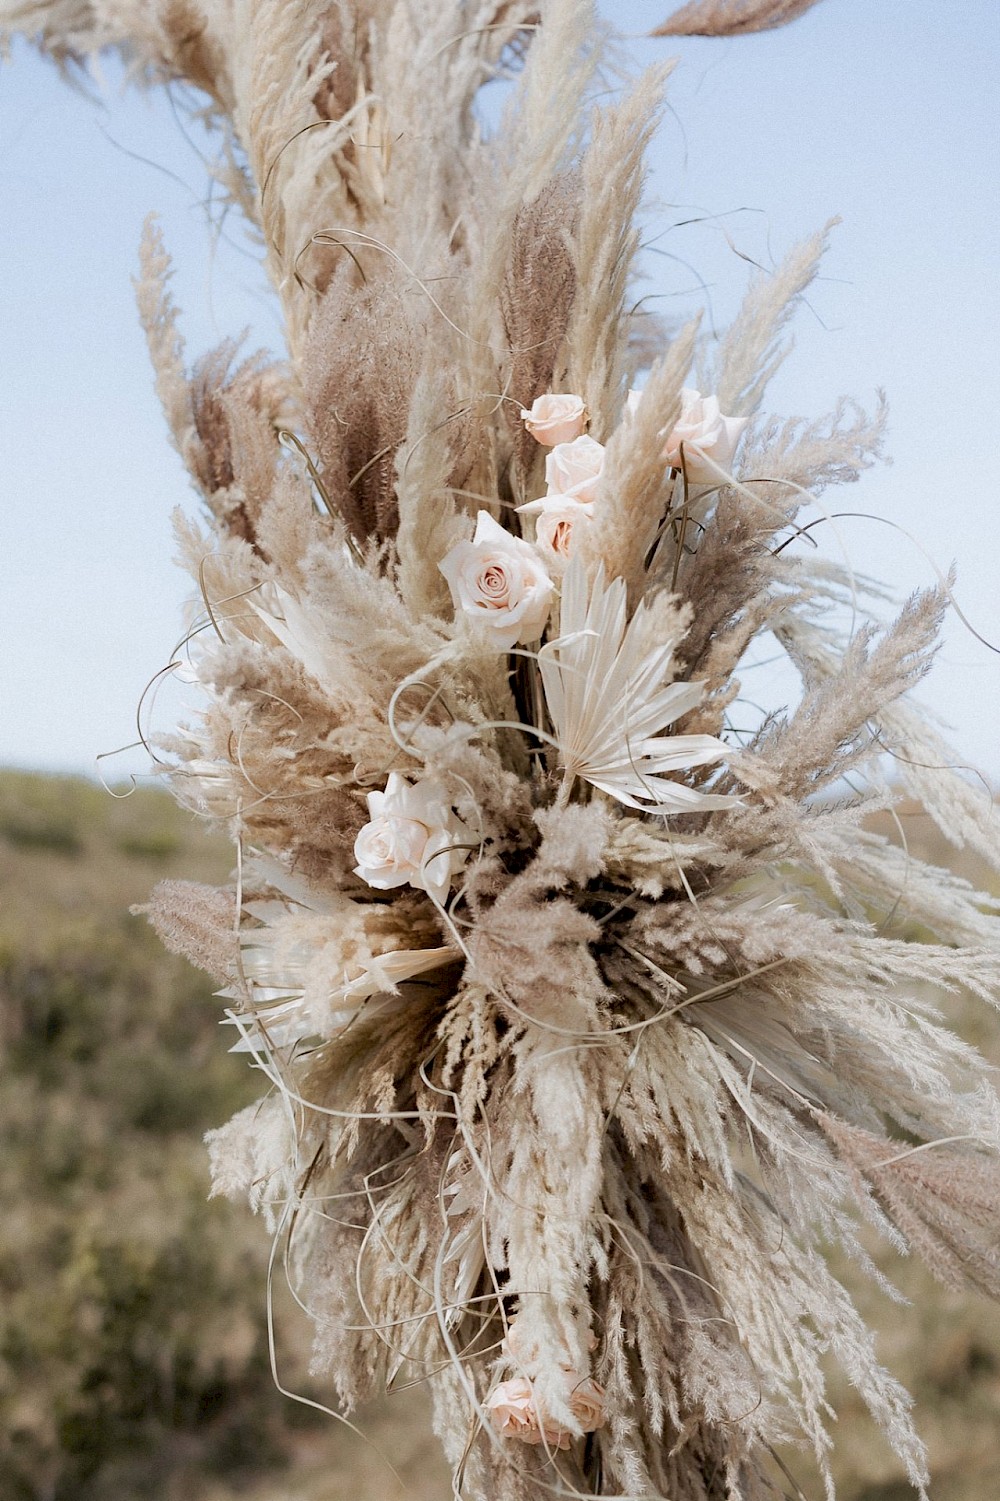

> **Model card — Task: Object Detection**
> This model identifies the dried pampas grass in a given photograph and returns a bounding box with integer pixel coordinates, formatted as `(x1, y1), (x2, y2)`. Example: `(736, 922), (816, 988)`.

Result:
(652, 0), (825, 39)
(6, 2), (999, 1498)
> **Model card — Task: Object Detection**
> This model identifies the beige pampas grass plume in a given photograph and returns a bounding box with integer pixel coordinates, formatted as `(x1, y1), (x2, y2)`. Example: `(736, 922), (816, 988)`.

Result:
(653, 0), (825, 37)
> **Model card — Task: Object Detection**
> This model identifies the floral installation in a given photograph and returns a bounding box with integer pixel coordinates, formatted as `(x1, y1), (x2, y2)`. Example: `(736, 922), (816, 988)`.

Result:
(6, 2), (999, 1499)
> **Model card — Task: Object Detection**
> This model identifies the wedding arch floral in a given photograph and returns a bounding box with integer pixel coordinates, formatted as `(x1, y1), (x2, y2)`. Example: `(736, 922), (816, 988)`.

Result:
(5, 2), (998, 1496)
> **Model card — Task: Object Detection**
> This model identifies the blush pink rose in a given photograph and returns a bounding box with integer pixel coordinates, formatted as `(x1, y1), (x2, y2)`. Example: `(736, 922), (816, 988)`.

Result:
(485, 1378), (571, 1449)
(485, 1375), (606, 1449)
(439, 511), (554, 648)
(353, 772), (467, 904)
(516, 494), (593, 572)
(567, 1375), (605, 1434)
(544, 434), (605, 504)
(662, 387), (747, 482)
(520, 392), (587, 446)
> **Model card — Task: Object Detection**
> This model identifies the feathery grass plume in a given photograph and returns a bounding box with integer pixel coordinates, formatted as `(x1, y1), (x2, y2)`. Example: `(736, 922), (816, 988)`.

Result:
(0, 1), (99, 64)
(457, 0), (602, 510)
(709, 221), (837, 417)
(653, 0), (825, 37)
(580, 316), (700, 596)
(136, 216), (293, 547)
(234, 0), (347, 357)
(818, 1116), (1000, 1300)
(133, 215), (195, 463)
(5, 0), (238, 105)
(393, 370), (471, 621)
(7, 3), (1000, 1498)
(757, 580), (949, 802)
(302, 264), (423, 543)
(135, 878), (238, 985)
(565, 63), (673, 438)
(499, 170), (582, 495)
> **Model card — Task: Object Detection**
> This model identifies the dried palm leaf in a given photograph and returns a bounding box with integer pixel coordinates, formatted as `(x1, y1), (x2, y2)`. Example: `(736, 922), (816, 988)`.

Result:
(539, 560), (738, 810)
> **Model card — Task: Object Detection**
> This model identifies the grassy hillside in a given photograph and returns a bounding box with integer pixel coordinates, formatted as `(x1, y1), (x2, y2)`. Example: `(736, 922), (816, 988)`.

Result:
(0, 770), (321, 1501)
(0, 771), (996, 1500)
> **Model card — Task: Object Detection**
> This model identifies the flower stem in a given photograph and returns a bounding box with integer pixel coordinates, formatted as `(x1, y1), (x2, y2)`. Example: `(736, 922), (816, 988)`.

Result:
(555, 769), (575, 809)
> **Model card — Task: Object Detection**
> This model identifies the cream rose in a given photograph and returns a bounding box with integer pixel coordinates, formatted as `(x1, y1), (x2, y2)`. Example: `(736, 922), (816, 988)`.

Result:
(439, 511), (554, 648)
(353, 772), (467, 904)
(516, 494), (593, 571)
(544, 434), (605, 504)
(662, 387), (747, 482)
(520, 392), (587, 447)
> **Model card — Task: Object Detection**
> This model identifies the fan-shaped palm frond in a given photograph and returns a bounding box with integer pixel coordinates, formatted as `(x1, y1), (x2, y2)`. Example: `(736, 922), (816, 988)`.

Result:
(538, 560), (738, 811)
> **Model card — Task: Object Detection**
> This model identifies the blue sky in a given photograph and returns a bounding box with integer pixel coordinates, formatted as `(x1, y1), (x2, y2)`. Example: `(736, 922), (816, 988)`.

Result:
(1, 0), (998, 782)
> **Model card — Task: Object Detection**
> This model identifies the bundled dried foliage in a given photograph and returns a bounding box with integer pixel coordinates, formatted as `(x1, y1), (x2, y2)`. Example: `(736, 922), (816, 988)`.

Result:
(6, 2), (998, 1498)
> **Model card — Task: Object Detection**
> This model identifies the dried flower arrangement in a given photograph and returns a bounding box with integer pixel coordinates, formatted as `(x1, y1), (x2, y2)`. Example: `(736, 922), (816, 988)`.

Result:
(5, 1), (999, 1497)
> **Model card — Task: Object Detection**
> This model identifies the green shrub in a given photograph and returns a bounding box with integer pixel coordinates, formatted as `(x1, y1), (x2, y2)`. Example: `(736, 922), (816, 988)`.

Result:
(115, 830), (182, 863)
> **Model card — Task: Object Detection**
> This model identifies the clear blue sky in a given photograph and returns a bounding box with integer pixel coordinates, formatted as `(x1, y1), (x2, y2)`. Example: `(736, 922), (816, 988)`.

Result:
(1, 0), (998, 782)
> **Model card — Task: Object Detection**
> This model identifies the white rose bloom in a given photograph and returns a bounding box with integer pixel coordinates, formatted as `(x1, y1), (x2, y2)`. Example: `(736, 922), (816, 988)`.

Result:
(544, 435), (605, 504)
(662, 387), (747, 482)
(353, 772), (468, 904)
(439, 511), (554, 648)
(520, 392), (587, 447)
(516, 494), (593, 572)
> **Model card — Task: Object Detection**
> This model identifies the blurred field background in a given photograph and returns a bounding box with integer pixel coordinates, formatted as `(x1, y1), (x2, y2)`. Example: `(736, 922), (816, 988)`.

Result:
(1, 769), (997, 1501)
